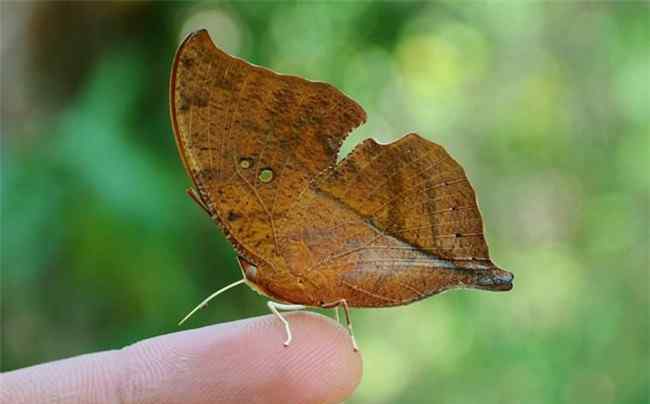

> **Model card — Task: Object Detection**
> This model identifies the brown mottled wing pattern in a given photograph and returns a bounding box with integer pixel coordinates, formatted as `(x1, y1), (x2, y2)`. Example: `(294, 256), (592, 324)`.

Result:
(279, 134), (500, 307)
(171, 30), (511, 307)
(170, 30), (366, 269)
(316, 134), (488, 260)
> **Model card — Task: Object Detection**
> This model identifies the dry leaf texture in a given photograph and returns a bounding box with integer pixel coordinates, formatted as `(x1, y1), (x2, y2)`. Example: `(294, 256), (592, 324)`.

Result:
(170, 30), (513, 307)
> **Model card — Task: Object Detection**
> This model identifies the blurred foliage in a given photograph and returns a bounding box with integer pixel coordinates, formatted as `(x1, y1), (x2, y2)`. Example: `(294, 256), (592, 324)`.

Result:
(1, 2), (648, 404)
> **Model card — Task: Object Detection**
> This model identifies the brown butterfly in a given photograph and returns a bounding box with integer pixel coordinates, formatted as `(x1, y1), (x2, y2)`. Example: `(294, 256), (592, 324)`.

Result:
(170, 30), (513, 350)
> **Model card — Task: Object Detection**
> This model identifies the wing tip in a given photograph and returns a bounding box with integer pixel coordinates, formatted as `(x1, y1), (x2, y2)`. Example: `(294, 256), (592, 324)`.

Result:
(474, 267), (514, 292)
(186, 28), (210, 42)
(176, 29), (210, 54)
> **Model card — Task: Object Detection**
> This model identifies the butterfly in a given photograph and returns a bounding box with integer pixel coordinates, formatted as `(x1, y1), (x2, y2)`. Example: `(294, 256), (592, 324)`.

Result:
(170, 30), (513, 350)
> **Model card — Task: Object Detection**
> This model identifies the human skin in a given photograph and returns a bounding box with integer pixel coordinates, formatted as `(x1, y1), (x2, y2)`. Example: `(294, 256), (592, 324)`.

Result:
(0, 312), (362, 404)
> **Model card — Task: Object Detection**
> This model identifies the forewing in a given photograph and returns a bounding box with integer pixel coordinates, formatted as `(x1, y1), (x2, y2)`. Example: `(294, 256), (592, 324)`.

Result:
(170, 30), (366, 263)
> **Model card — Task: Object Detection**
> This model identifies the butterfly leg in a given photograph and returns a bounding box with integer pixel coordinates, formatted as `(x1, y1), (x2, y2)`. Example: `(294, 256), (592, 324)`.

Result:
(267, 301), (306, 347)
(186, 187), (211, 216)
(322, 299), (359, 351)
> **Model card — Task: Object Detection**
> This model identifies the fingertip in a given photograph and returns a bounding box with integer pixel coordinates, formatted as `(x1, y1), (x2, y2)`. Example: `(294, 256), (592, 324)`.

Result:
(226, 312), (363, 404)
(123, 312), (362, 404)
(262, 312), (363, 403)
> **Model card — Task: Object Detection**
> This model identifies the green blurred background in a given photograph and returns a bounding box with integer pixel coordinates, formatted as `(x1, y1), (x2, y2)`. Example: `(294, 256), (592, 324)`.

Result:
(2, 2), (648, 403)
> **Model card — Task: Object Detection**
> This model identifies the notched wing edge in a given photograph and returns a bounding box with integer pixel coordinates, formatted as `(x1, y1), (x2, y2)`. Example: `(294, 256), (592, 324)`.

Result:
(195, 29), (366, 126)
(310, 132), (436, 187)
(169, 29), (367, 271)
(311, 131), (500, 262)
(190, 30), (368, 166)
(170, 28), (368, 211)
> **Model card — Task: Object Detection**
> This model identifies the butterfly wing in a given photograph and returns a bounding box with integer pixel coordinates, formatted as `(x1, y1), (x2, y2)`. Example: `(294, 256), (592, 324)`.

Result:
(171, 30), (511, 307)
(170, 30), (366, 268)
(283, 134), (511, 307)
(315, 134), (488, 260)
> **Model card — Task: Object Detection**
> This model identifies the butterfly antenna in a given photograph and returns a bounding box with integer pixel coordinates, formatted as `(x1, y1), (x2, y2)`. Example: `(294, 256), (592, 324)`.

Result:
(178, 278), (246, 326)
